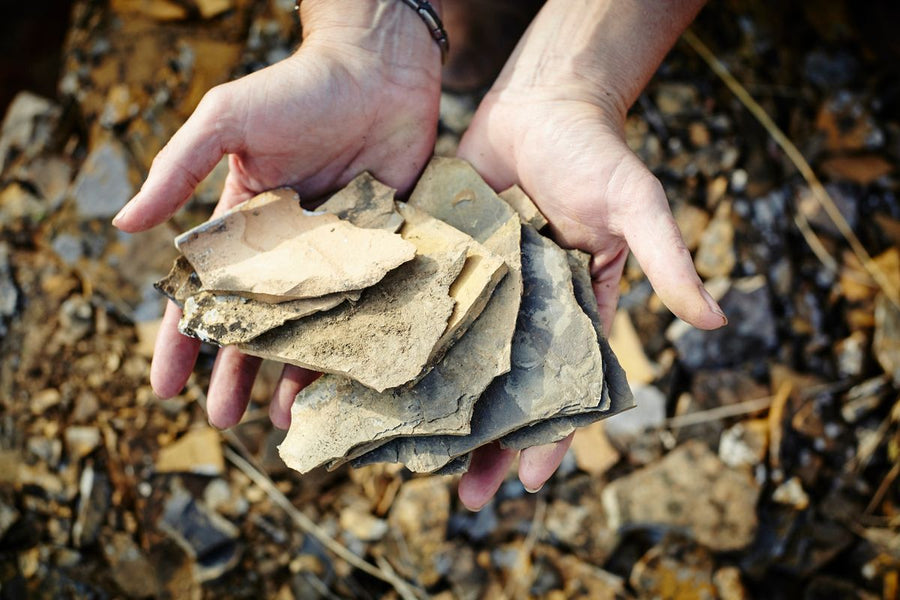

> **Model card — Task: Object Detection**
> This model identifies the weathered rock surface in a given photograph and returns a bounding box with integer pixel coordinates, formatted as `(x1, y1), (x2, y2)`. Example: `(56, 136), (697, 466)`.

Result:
(180, 289), (354, 345)
(601, 440), (761, 551)
(317, 172), (403, 232)
(354, 226), (620, 472)
(175, 188), (416, 302)
(396, 202), (507, 364)
(278, 199), (524, 474)
(70, 140), (135, 219)
(241, 246), (464, 392)
(499, 184), (548, 230)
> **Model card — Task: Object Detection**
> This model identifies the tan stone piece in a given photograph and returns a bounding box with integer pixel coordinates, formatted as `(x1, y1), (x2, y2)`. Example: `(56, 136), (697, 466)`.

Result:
(179, 290), (355, 345)
(499, 184), (548, 230)
(396, 202), (507, 365)
(240, 241), (465, 392)
(318, 172), (404, 232)
(601, 440), (760, 551)
(174, 188), (416, 302)
(155, 427), (224, 476)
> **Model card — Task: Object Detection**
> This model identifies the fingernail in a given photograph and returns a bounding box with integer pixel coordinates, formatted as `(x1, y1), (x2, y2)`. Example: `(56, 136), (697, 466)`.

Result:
(524, 483), (544, 494)
(699, 285), (728, 325)
(112, 197), (136, 226)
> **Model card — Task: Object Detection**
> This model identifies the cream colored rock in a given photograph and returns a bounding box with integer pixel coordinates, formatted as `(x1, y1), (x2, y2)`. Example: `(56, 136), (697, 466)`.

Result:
(179, 290), (355, 345)
(174, 188), (415, 302)
(500, 184), (548, 230)
(155, 256), (357, 344)
(396, 202), (507, 365)
(240, 234), (466, 391)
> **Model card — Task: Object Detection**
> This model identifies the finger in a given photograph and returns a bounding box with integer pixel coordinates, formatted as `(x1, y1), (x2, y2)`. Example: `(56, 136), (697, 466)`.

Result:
(591, 246), (628, 337)
(211, 159), (259, 217)
(113, 86), (236, 232)
(457, 442), (516, 511)
(150, 300), (201, 398)
(206, 345), (262, 429)
(269, 365), (320, 430)
(518, 433), (574, 493)
(616, 170), (727, 331)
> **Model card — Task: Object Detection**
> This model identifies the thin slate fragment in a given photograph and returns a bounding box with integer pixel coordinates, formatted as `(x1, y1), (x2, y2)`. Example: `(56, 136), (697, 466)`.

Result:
(396, 202), (507, 368)
(155, 256), (200, 307)
(318, 172), (404, 232)
(499, 250), (634, 450)
(179, 290), (355, 345)
(175, 188), (415, 302)
(353, 226), (608, 473)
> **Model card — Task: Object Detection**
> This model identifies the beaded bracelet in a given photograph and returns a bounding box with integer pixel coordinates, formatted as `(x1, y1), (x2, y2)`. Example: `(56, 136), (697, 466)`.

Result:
(294, 0), (449, 64)
(399, 0), (449, 64)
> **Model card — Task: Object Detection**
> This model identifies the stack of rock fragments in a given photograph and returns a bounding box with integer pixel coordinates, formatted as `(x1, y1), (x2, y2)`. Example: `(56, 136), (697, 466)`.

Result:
(157, 157), (634, 475)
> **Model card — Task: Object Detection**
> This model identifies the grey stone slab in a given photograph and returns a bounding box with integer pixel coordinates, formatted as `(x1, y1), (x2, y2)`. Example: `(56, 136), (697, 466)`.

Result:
(71, 140), (135, 219)
(499, 250), (635, 450)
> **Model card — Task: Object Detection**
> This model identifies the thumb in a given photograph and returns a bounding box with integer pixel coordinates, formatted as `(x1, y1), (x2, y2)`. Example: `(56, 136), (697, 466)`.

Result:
(614, 163), (727, 331)
(112, 86), (235, 232)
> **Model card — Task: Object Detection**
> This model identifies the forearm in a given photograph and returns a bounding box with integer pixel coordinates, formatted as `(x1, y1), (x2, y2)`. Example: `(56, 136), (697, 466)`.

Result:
(494, 0), (705, 116)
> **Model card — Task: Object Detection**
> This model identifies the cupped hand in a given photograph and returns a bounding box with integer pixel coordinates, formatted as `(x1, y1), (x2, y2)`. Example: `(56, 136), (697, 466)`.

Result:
(454, 79), (727, 511)
(113, 0), (442, 429)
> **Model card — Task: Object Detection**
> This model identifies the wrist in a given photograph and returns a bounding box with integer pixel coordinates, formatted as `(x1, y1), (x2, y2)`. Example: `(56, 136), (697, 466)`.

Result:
(299, 0), (443, 74)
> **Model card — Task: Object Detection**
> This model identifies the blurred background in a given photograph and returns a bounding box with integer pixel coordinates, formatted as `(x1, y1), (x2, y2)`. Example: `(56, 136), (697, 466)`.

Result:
(0, 0), (899, 598)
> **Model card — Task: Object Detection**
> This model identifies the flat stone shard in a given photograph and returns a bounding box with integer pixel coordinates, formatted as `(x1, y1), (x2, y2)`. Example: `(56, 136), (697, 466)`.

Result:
(175, 188), (415, 302)
(396, 202), (507, 364)
(155, 256), (358, 344)
(354, 226), (609, 472)
(410, 156), (518, 245)
(409, 155), (523, 374)
(241, 245), (464, 392)
(500, 250), (635, 450)
(155, 256), (201, 306)
(500, 184), (549, 230)
(179, 290), (354, 345)
(601, 440), (761, 551)
(317, 172), (404, 232)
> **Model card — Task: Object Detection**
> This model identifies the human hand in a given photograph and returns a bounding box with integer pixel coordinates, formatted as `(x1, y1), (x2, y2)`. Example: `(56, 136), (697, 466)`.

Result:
(453, 0), (717, 510)
(113, 0), (442, 429)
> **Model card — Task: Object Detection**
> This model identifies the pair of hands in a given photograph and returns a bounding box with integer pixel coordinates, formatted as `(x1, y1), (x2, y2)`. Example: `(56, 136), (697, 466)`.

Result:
(114, 0), (722, 510)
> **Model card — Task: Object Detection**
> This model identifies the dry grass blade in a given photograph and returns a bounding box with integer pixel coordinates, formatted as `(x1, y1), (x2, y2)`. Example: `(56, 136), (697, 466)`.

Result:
(503, 497), (547, 600)
(866, 460), (900, 515)
(682, 29), (900, 309)
(221, 445), (424, 600)
(666, 395), (773, 429)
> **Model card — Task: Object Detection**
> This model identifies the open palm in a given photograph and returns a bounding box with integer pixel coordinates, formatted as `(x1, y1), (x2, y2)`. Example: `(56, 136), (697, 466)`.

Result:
(115, 32), (441, 429)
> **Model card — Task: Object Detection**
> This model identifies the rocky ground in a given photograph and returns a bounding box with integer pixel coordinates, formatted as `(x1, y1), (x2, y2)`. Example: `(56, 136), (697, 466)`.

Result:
(1, 0), (899, 598)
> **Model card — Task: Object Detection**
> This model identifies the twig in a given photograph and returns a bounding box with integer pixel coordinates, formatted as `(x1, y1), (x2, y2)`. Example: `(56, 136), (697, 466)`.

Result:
(504, 497), (547, 600)
(682, 29), (900, 309)
(866, 460), (900, 515)
(793, 214), (839, 274)
(666, 395), (773, 429)
(221, 445), (423, 600)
